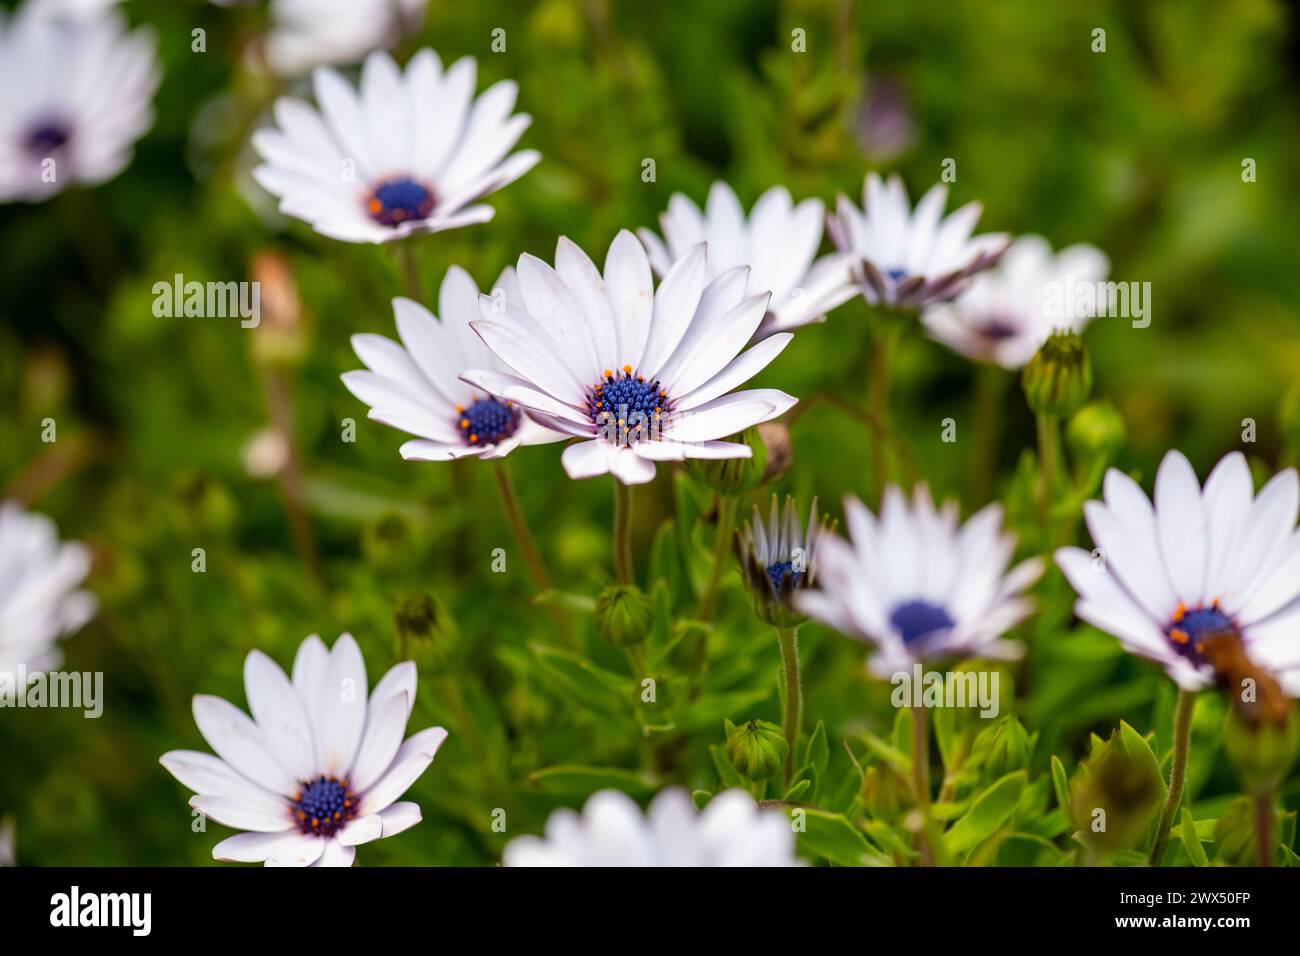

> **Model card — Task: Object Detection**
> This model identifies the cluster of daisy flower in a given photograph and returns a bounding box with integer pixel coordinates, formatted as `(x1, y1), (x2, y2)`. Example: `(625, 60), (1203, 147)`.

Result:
(5, 0), (1298, 869)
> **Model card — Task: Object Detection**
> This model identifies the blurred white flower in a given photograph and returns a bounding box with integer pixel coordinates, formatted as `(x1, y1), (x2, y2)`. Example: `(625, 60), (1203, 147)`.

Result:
(0, 3), (159, 202)
(0, 500), (96, 674)
(923, 234), (1110, 369)
(1057, 451), (1300, 694)
(798, 487), (1041, 676)
(638, 182), (856, 339)
(828, 172), (1008, 311)
(465, 233), (797, 485)
(343, 267), (566, 461)
(261, 0), (427, 76)
(502, 788), (799, 866)
(161, 633), (448, 867)
(251, 49), (539, 243)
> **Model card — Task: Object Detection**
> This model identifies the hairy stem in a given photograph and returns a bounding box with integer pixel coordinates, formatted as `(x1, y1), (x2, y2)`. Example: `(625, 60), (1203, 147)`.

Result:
(911, 704), (935, 866)
(612, 478), (634, 585)
(777, 626), (803, 784)
(1149, 689), (1196, 866)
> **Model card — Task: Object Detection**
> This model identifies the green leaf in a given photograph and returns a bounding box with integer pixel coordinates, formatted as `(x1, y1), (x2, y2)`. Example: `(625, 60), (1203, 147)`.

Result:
(1180, 807), (1208, 867)
(529, 765), (658, 797)
(783, 778), (812, 802)
(859, 729), (911, 778)
(993, 833), (1066, 866)
(804, 720), (829, 777)
(648, 518), (682, 607)
(794, 809), (875, 866)
(710, 744), (746, 789)
(1050, 754), (1071, 822)
(531, 644), (631, 715)
(532, 590), (597, 613)
(944, 771), (1028, 857)
(691, 790), (713, 810)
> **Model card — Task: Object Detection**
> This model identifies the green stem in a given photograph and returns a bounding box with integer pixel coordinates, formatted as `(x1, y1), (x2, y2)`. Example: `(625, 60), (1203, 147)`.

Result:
(866, 323), (900, 504)
(492, 461), (551, 592)
(968, 364), (1008, 506)
(911, 704), (935, 866)
(493, 461), (571, 645)
(1254, 793), (1273, 867)
(777, 626), (803, 784)
(1035, 411), (1062, 538)
(1149, 689), (1196, 866)
(398, 242), (422, 301)
(698, 494), (739, 622)
(612, 478), (634, 585)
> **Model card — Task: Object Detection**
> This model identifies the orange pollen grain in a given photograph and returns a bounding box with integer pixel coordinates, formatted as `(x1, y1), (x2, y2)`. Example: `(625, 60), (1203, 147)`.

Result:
(1170, 628), (1189, 645)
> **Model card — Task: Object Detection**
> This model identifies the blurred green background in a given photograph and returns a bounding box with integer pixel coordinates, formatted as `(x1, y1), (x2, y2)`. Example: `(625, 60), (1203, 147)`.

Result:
(2, 0), (1299, 864)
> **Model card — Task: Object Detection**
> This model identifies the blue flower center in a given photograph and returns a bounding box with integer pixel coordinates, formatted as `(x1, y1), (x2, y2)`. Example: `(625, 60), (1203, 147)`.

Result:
(456, 396), (520, 446)
(885, 267), (909, 283)
(889, 599), (955, 647)
(765, 560), (803, 591)
(1166, 601), (1236, 666)
(588, 367), (669, 445)
(366, 176), (435, 227)
(291, 776), (356, 837)
(25, 122), (71, 157)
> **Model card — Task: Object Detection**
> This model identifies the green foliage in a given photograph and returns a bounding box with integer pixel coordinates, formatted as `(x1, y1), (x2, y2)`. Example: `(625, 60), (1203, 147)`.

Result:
(2, 0), (1298, 866)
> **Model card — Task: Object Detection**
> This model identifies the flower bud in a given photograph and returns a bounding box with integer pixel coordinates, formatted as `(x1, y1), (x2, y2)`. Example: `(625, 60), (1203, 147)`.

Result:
(736, 496), (833, 628)
(1069, 724), (1164, 854)
(726, 719), (788, 781)
(1022, 330), (1092, 419)
(1224, 701), (1299, 796)
(971, 716), (1032, 782)
(394, 591), (458, 669)
(594, 584), (653, 647)
(1214, 796), (1275, 866)
(688, 426), (768, 495)
(1066, 400), (1126, 470)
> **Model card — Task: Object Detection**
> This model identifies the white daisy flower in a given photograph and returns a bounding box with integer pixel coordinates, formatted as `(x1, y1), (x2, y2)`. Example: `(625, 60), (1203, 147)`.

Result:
(160, 633), (448, 867)
(922, 234), (1110, 369)
(464, 232), (798, 486)
(342, 266), (565, 461)
(827, 172), (1009, 312)
(737, 495), (833, 627)
(797, 487), (1042, 676)
(502, 788), (799, 867)
(251, 49), (539, 244)
(1056, 451), (1300, 695)
(637, 181), (856, 339)
(0, 3), (159, 203)
(259, 0), (428, 76)
(0, 500), (96, 675)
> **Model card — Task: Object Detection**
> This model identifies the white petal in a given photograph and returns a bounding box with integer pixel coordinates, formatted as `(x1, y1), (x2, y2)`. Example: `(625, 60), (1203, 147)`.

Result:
(192, 695), (297, 797)
(317, 633), (368, 776)
(359, 726), (449, 815)
(349, 691), (410, 794)
(191, 794), (292, 833)
(1153, 450), (1208, 605)
(243, 650), (316, 783)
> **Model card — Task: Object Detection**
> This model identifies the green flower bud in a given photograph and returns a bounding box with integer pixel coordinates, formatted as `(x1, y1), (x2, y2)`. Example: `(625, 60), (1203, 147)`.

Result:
(594, 584), (653, 647)
(971, 716), (1033, 782)
(1066, 400), (1126, 470)
(1214, 796), (1275, 866)
(726, 719), (788, 781)
(394, 591), (458, 669)
(861, 764), (909, 820)
(1022, 330), (1092, 419)
(1070, 725), (1164, 854)
(688, 426), (768, 495)
(1224, 701), (1299, 796)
